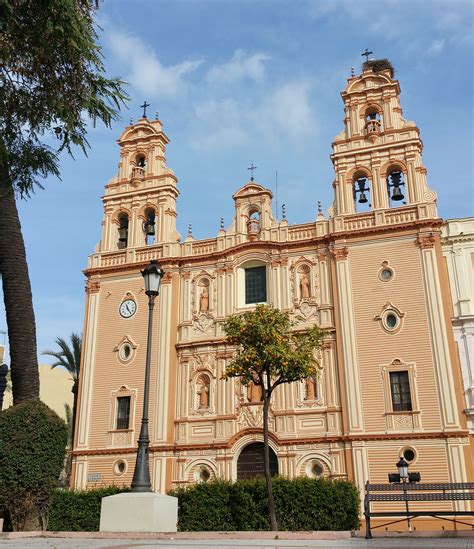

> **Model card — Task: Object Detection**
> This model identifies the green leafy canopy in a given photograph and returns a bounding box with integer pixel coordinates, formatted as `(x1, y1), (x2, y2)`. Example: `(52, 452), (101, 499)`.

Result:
(0, 0), (128, 196)
(222, 305), (325, 393)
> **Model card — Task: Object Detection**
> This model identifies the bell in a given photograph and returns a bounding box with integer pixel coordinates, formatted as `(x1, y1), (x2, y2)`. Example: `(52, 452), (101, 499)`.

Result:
(358, 191), (368, 204)
(118, 227), (128, 242)
(391, 185), (404, 201)
(145, 221), (155, 236)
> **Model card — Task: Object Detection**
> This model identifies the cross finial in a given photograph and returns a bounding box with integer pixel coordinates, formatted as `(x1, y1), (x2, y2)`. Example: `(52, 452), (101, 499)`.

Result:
(281, 203), (286, 220)
(140, 100), (151, 118)
(361, 49), (373, 62)
(248, 163), (257, 181)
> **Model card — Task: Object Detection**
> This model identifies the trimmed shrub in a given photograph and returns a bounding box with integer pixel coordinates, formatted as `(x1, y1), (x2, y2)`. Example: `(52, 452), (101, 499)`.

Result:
(0, 400), (67, 531)
(170, 477), (360, 531)
(48, 487), (129, 531)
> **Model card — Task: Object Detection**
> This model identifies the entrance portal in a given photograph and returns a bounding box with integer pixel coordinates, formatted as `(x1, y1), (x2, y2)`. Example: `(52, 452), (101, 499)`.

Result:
(237, 442), (278, 480)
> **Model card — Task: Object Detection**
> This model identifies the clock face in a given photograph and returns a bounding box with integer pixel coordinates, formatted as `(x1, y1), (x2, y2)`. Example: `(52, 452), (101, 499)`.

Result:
(119, 299), (137, 318)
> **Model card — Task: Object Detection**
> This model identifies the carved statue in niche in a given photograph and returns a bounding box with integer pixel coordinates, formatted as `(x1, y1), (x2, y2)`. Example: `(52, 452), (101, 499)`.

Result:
(305, 376), (317, 400)
(300, 272), (311, 299)
(199, 280), (210, 312)
(198, 375), (210, 409)
(247, 381), (262, 403)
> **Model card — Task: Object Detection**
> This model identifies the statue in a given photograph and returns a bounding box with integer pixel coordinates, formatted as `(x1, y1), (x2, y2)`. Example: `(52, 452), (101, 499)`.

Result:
(198, 379), (210, 408)
(200, 287), (209, 312)
(248, 381), (262, 403)
(305, 377), (317, 400)
(300, 273), (310, 299)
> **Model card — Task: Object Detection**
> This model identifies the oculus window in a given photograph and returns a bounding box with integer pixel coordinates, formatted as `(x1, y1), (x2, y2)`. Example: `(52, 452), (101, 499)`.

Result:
(245, 266), (266, 304)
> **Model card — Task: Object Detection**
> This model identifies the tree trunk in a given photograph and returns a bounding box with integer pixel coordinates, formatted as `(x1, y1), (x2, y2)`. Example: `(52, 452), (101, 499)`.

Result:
(0, 179), (39, 404)
(262, 393), (278, 531)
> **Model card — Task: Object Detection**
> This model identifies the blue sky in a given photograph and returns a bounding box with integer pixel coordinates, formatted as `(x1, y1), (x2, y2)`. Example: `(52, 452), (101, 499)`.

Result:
(1, 0), (473, 363)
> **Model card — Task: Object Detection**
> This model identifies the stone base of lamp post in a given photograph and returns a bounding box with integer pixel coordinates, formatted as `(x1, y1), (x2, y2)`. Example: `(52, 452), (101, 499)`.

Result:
(99, 492), (178, 533)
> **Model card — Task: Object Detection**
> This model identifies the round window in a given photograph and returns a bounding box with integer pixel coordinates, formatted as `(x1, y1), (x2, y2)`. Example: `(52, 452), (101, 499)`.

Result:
(403, 448), (416, 463)
(119, 343), (133, 362)
(380, 268), (394, 281)
(114, 460), (126, 475)
(385, 313), (398, 329)
(311, 463), (323, 477)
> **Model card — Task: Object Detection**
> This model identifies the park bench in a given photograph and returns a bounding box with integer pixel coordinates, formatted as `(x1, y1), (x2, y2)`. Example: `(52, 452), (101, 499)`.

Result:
(364, 481), (474, 539)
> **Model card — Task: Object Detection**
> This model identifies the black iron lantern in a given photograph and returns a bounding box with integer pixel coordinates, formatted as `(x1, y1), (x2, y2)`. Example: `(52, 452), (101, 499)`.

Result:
(141, 260), (164, 296)
(396, 456), (409, 481)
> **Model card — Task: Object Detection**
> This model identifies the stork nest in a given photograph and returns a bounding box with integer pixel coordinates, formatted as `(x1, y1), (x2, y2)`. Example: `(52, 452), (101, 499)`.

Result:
(363, 59), (395, 78)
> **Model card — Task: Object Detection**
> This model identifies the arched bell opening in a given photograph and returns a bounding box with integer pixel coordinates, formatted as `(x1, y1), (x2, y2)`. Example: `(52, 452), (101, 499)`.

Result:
(247, 207), (261, 241)
(143, 207), (156, 245)
(236, 442), (278, 480)
(352, 173), (372, 213)
(387, 169), (407, 208)
(364, 106), (382, 137)
(117, 213), (129, 249)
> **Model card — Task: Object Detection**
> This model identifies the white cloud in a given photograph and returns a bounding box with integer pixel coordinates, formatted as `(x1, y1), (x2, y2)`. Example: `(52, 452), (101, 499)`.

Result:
(191, 80), (315, 152)
(427, 39), (446, 56)
(206, 50), (271, 85)
(107, 32), (203, 99)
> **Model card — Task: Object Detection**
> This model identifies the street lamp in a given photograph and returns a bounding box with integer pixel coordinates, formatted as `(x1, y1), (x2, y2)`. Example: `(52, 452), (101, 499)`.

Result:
(397, 456), (409, 481)
(131, 260), (164, 492)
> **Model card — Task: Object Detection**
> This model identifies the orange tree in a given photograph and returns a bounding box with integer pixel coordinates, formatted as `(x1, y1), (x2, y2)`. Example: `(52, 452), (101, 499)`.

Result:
(222, 305), (325, 531)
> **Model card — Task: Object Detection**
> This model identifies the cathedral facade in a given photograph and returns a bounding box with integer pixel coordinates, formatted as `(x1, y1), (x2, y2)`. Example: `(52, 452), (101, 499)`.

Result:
(71, 61), (472, 520)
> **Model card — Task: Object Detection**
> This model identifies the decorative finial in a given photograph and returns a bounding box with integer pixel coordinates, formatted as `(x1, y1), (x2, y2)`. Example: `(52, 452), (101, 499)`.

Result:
(247, 163), (257, 182)
(155, 111), (159, 120)
(220, 217), (224, 230)
(188, 223), (192, 237)
(130, 117), (133, 125)
(361, 49), (373, 63)
(281, 203), (286, 220)
(318, 201), (322, 214)
(140, 100), (150, 118)
(350, 67), (355, 77)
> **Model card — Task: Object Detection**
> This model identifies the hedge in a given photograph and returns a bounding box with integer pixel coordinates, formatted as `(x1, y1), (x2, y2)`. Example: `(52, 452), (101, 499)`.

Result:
(0, 400), (67, 531)
(170, 477), (360, 531)
(48, 487), (129, 531)
(47, 477), (359, 532)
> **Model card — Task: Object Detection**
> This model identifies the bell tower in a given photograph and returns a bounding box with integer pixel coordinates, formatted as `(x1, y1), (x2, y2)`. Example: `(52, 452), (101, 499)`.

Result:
(98, 115), (180, 254)
(330, 58), (437, 221)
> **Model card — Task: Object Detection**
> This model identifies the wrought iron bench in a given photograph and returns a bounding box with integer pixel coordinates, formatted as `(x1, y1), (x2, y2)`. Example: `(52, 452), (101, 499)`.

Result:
(364, 481), (474, 539)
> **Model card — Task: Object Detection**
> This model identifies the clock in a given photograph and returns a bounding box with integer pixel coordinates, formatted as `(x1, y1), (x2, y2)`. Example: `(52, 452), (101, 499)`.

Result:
(119, 299), (137, 318)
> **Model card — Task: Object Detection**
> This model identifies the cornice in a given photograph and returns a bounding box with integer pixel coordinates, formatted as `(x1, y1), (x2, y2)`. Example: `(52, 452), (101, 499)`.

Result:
(71, 429), (469, 458)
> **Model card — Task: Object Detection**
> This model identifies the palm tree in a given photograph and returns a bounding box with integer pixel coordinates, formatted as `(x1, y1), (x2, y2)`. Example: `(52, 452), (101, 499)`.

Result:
(43, 333), (82, 449)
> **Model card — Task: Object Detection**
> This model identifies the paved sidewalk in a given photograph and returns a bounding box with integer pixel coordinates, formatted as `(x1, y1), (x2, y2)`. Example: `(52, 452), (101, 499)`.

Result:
(0, 536), (473, 549)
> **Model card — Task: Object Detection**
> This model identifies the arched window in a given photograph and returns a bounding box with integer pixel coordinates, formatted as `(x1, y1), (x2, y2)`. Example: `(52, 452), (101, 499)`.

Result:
(136, 154), (146, 168)
(143, 208), (156, 245)
(364, 107), (382, 136)
(353, 175), (371, 212)
(117, 213), (129, 249)
(197, 374), (210, 409)
(387, 169), (407, 207)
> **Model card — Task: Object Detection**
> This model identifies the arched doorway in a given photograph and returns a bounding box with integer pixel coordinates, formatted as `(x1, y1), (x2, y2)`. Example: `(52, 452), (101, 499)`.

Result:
(237, 442), (278, 480)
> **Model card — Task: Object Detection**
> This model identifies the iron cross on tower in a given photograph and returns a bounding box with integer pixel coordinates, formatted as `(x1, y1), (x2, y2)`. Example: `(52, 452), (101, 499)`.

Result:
(361, 49), (373, 62)
(248, 163), (257, 181)
(140, 100), (150, 118)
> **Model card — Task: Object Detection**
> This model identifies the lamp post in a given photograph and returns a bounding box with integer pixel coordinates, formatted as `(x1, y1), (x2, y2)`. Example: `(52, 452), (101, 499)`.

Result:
(131, 260), (164, 492)
(397, 456), (411, 532)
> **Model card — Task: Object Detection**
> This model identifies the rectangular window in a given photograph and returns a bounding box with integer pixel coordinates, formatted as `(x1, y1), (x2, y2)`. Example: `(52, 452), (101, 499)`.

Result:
(389, 371), (412, 412)
(245, 266), (266, 304)
(116, 396), (131, 429)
